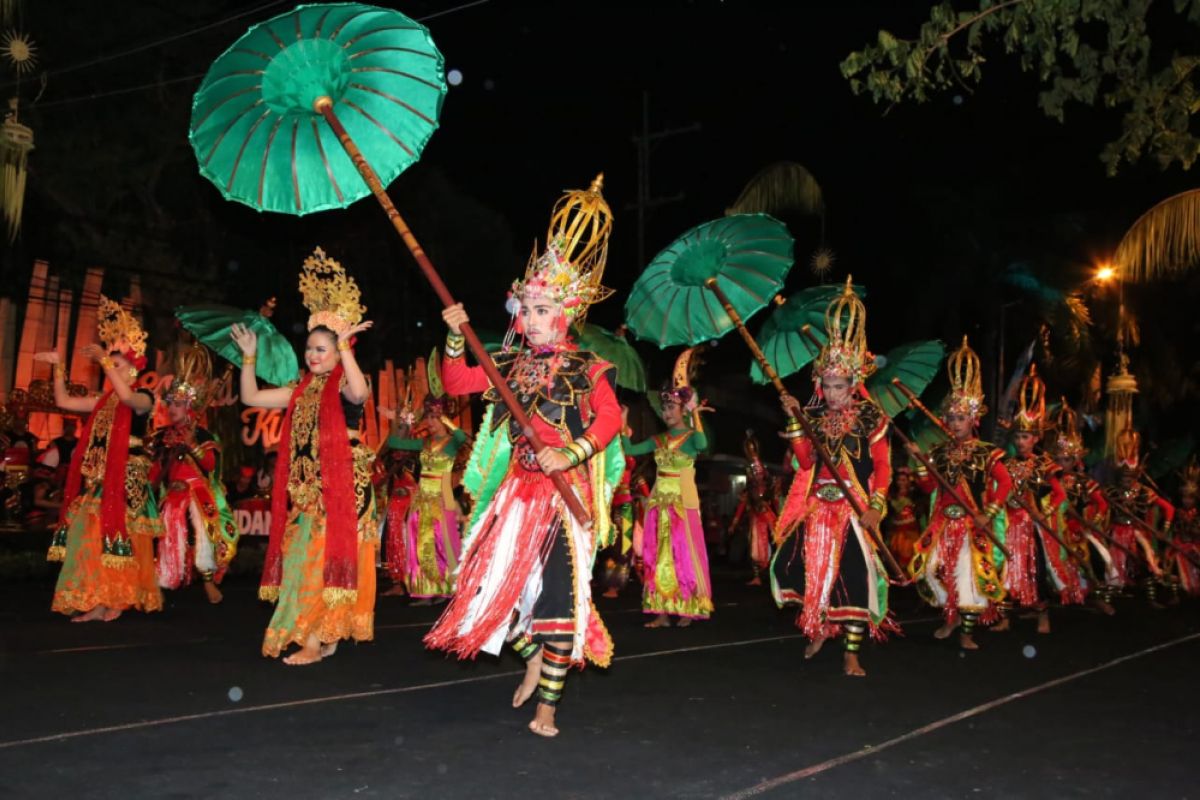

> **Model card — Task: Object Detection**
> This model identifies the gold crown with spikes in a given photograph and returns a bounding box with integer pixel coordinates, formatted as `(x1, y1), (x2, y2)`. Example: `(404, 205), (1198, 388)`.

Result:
(814, 276), (874, 386)
(1052, 396), (1086, 459)
(946, 335), (986, 418)
(299, 247), (365, 336)
(512, 174), (614, 326)
(1115, 427), (1141, 471)
(96, 294), (147, 360)
(164, 344), (215, 412)
(1180, 457), (1200, 498)
(1013, 365), (1046, 435)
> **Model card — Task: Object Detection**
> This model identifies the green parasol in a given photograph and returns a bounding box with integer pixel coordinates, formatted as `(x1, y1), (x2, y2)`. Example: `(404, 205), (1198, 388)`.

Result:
(575, 323), (646, 392)
(190, 3), (445, 215)
(750, 284), (862, 385)
(624, 214), (793, 347)
(176, 304), (298, 387)
(865, 340), (946, 419)
(191, 4), (594, 524)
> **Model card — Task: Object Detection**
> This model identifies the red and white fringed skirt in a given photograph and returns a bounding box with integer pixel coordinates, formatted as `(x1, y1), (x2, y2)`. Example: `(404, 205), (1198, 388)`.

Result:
(423, 469), (612, 667)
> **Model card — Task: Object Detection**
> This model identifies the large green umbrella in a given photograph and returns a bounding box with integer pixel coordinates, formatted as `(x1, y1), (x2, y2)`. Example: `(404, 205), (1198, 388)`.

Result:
(191, 4), (593, 524)
(865, 339), (946, 419)
(575, 323), (646, 392)
(624, 214), (793, 348)
(176, 304), (299, 387)
(750, 284), (862, 385)
(190, 2), (445, 215)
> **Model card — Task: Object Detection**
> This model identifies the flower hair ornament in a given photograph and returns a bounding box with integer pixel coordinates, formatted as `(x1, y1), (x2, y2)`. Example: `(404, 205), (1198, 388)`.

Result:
(299, 247), (365, 336)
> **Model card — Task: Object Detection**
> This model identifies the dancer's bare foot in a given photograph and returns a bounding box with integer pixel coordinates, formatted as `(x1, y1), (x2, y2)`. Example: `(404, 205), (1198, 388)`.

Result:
(1092, 595), (1116, 616)
(990, 617), (1011, 633)
(933, 621), (958, 640)
(1036, 611), (1051, 634)
(843, 652), (866, 677)
(528, 702), (559, 737)
(601, 588), (619, 599)
(804, 636), (827, 659)
(283, 635), (323, 665)
(644, 614), (670, 628)
(513, 649), (542, 708)
(203, 581), (223, 605)
(676, 617), (693, 628)
(100, 607), (123, 622)
(746, 576), (762, 586)
(380, 584), (408, 597)
(72, 606), (108, 623)
(320, 642), (338, 658)
(959, 632), (979, 650)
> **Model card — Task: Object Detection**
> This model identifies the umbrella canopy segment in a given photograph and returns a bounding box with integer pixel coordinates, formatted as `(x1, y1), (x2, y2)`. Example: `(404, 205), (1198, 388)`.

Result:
(176, 304), (299, 387)
(625, 214), (793, 348)
(190, 2), (446, 215)
(574, 323), (647, 392)
(750, 283), (862, 385)
(865, 339), (946, 419)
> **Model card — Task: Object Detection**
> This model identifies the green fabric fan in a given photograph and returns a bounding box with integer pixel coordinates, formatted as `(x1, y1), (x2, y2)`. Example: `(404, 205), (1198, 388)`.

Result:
(750, 284), (862, 385)
(624, 214), (793, 348)
(866, 340), (946, 419)
(176, 304), (299, 387)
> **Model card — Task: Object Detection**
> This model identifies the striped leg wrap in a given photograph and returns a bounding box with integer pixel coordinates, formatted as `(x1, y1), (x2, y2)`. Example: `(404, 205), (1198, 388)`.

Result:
(511, 633), (542, 662)
(960, 611), (980, 635)
(537, 641), (572, 707)
(1143, 577), (1160, 604)
(843, 622), (867, 653)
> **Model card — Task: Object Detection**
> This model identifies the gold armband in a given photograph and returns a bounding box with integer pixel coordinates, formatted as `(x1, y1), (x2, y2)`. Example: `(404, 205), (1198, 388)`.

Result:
(99, 356), (115, 371)
(445, 332), (466, 359)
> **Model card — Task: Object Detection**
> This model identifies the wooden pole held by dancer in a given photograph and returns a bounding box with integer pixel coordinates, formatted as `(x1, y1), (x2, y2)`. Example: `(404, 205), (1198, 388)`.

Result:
(703, 278), (911, 585)
(317, 99), (589, 525)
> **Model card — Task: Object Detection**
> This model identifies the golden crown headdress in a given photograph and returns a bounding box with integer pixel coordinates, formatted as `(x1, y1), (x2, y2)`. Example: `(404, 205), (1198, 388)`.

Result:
(1013, 365), (1046, 435)
(1114, 427), (1141, 471)
(814, 276), (874, 385)
(511, 174), (614, 326)
(946, 335), (986, 418)
(299, 247), (365, 336)
(1180, 457), (1200, 498)
(96, 294), (148, 361)
(164, 344), (215, 412)
(1052, 396), (1086, 459)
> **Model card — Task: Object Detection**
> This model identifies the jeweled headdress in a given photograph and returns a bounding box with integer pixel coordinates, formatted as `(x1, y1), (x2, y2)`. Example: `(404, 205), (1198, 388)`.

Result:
(1051, 396), (1086, 459)
(163, 344), (214, 413)
(661, 346), (699, 406)
(97, 294), (148, 363)
(814, 276), (874, 386)
(510, 174), (614, 327)
(1114, 427), (1140, 472)
(1180, 458), (1199, 499)
(945, 335), (986, 419)
(299, 247), (365, 336)
(1012, 365), (1046, 435)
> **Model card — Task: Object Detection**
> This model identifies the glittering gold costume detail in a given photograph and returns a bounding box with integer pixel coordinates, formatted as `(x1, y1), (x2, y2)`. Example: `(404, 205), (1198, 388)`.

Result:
(299, 247), (365, 335)
(96, 294), (147, 359)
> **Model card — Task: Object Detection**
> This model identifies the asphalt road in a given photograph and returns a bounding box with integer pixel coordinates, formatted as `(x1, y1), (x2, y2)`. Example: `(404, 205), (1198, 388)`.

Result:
(1, 567), (1196, 799)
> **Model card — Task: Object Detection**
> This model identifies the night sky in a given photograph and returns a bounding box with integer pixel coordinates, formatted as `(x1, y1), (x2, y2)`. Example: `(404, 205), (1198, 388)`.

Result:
(7, 0), (1199, 459)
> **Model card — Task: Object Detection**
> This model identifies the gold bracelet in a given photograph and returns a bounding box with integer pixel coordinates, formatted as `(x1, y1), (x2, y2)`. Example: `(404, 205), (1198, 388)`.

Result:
(54, 364), (67, 380)
(242, 354), (257, 367)
(99, 356), (115, 371)
(338, 340), (352, 352)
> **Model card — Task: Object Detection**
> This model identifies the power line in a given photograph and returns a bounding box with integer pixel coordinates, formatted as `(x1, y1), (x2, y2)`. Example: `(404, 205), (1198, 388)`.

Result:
(0, 0), (291, 93)
(27, 0), (492, 112)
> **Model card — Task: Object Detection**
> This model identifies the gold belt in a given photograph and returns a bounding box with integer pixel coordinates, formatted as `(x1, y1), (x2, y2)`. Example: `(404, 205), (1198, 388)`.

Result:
(943, 504), (967, 519)
(658, 471), (682, 479)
